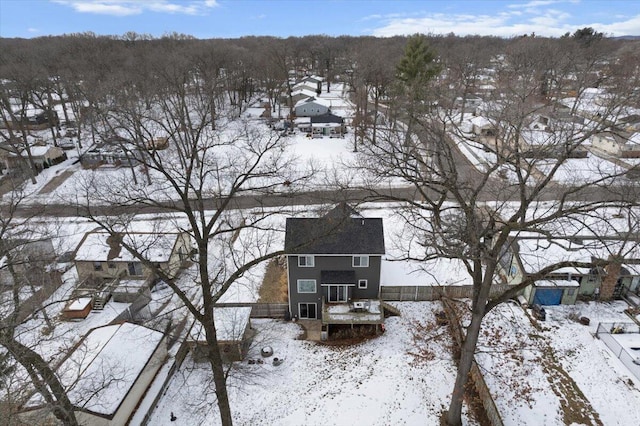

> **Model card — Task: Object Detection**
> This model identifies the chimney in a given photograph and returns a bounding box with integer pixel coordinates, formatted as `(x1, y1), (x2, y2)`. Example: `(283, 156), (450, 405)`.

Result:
(600, 255), (622, 300)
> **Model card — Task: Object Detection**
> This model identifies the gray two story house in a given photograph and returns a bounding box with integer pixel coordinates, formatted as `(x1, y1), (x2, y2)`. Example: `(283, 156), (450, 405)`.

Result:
(284, 204), (385, 328)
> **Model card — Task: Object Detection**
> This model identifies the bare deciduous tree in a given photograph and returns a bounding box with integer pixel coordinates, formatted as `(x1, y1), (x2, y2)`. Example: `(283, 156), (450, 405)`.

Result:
(74, 49), (313, 426)
(358, 34), (640, 426)
(0, 186), (78, 425)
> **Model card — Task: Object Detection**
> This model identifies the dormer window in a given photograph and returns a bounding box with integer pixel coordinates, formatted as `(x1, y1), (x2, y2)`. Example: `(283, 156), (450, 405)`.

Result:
(353, 255), (369, 267)
(298, 255), (314, 267)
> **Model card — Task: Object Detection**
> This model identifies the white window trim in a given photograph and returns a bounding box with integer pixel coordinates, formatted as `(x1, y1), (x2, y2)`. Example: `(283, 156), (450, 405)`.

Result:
(297, 279), (316, 293)
(298, 255), (314, 267)
(327, 285), (348, 302)
(353, 255), (369, 267)
(358, 279), (368, 289)
(298, 302), (317, 319)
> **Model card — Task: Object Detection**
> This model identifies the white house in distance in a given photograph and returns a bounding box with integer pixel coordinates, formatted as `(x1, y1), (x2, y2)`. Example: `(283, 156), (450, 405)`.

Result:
(74, 231), (192, 281)
(290, 88), (318, 105)
(3, 144), (65, 174)
(470, 115), (497, 139)
(22, 322), (167, 426)
(292, 82), (319, 94)
(294, 113), (346, 137)
(591, 130), (640, 158)
(293, 74), (323, 92)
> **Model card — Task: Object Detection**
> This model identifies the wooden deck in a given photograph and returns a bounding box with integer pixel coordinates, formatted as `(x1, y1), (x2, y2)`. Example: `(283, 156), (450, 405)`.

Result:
(322, 299), (385, 325)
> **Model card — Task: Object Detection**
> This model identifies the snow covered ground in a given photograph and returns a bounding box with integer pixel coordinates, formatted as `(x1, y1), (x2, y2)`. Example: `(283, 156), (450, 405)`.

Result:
(148, 302), (466, 426)
(13, 119), (363, 206)
(147, 299), (640, 426)
(475, 300), (640, 426)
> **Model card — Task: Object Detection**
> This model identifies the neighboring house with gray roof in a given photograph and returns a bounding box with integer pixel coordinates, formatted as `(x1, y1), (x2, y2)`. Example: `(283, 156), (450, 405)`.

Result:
(284, 204), (385, 330)
(294, 97), (332, 117)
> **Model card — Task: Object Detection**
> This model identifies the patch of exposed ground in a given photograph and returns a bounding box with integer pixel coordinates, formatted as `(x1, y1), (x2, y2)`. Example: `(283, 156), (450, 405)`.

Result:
(527, 315), (604, 426)
(257, 257), (288, 303)
(37, 169), (74, 194)
(537, 341), (603, 425)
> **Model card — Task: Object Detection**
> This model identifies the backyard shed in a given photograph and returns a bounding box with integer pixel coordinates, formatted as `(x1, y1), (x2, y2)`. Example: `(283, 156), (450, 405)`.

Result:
(526, 279), (579, 305)
(187, 307), (253, 362)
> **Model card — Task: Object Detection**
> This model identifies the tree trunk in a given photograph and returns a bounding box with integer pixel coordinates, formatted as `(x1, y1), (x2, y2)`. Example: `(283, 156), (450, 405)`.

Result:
(210, 94), (217, 131)
(372, 88), (380, 144)
(446, 273), (492, 426)
(3, 338), (78, 425)
(46, 90), (58, 146)
(57, 83), (71, 126)
(199, 244), (234, 426)
(121, 149), (138, 185)
(19, 127), (38, 185)
(204, 320), (233, 426)
(458, 88), (469, 125)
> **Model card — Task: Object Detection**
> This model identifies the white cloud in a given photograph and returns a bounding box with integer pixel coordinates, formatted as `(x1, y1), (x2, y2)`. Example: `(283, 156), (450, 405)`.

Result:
(589, 15), (640, 37)
(27, 28), (40, 33)
(371, 13), (534, 38)
(52, 0), (218, 16)
(369, 1), (640, 39)
(507, 0), (565, 9)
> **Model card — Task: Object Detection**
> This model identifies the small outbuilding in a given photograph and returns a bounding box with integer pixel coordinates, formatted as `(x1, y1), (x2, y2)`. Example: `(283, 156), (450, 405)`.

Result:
(525, 279), (580, 306)
(187, 307), (253, 362)
(62, 297), (93, 320)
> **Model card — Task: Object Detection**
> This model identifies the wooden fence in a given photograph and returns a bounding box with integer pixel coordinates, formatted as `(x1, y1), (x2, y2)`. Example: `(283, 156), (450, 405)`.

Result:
(380, 284), (512, 302)
(441, 298), (504, 426)
(213, 302), (289, 319)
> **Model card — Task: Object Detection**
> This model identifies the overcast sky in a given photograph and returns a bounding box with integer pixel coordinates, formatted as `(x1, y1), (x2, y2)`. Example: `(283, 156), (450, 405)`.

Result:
(1, 0), (638, 39)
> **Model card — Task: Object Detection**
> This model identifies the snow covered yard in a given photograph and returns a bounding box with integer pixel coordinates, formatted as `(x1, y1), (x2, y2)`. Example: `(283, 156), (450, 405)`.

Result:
(148, 302), (466, 426)
(475, 301), (640, 426)
(542, 302), (640, 426)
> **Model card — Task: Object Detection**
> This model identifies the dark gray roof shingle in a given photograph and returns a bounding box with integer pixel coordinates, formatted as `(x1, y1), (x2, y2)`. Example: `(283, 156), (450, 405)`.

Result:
(285, 205), (385, 254)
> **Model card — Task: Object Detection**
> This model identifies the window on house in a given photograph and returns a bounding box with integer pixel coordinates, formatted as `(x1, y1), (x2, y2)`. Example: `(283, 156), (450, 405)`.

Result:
(353, 255), (369, 267)
(93, 262), (103, 271)
(358, 279), (368, 289)
(299, 303), (317, 319)
(567, 289), (575, 296)
(108, 262), (115, 269)
(298, 255), (314, 267)
(297, 279), (316, 293)
(328, 285), (348, 302)
(128, 262), (143, 276)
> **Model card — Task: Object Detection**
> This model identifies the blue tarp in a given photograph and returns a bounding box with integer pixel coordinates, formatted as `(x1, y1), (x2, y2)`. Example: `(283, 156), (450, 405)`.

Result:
(533, 288), (564, 305)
